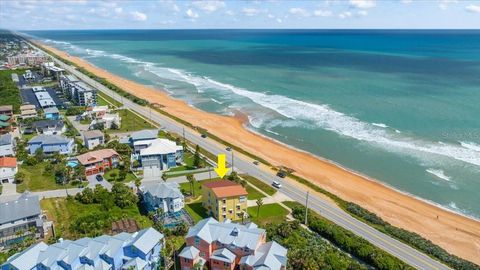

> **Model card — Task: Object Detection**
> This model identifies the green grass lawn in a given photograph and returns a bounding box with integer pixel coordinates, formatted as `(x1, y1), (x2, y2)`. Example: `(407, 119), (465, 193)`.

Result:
(103, 168), (137, 182)
(168, 151), (196, 172)
(97, 93), (122, 107)
(107, 109), (156, 133)
(184, 202), (209, 223)
(0, 69), (24, 113)
(179, 177), (220, 198)
(246, 185), (266, 200)
(16, 162), (86, 193)
(40, 197), (152, 239)
(241, 174), (277, 196)
(247, 203), (289, 226)
(21, 133), (37, 142)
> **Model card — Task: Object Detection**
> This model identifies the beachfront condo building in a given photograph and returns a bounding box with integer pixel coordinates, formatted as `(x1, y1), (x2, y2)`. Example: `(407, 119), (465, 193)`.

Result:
(59, 74), (97, 106)
(202, 180), (248, 222)
(178, 217), (287, 270)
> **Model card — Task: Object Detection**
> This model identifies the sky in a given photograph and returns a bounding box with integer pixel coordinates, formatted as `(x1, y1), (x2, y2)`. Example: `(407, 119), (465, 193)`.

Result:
(0, 0), (479, 30)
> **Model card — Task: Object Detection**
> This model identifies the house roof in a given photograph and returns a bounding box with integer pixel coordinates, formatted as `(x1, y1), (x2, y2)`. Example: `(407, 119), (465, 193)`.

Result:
(0, 133), (12, 145)
(139, 138), (182, 156)
(0, 105), (13, 111)
(44, 107), (59, 114)
(3, 242), (49, 270)
(32, 119), (64, 130)
(130, 129), (158, 141)
(121, 257), (147, 270)
(129, 227), (164, 255)
(239, 241), (288, 270)
(203, 180), (248, 198)
(186, 218), (265, 249)
(178, 246), (200, 260)
(141, 182), (183, 200)
(0, 157), (17, 168)
(76, 149), (119, 165)
(211, 248), (236, 263)
(0, 115), (10, 121)
(82, 130), (104, 140)
(20, 104), (36, 110)
(29, 134), (71, 145)
(0, 193), (41, 225)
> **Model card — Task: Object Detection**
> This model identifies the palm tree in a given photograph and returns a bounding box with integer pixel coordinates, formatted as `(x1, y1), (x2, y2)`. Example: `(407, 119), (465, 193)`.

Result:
(186, 174), (196, 197)
(161, 173), (167, 182)
(256, 198), (263, 218)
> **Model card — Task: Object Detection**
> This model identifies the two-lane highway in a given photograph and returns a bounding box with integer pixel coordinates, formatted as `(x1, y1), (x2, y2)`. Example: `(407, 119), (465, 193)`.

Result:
(35, 42), (451, 270)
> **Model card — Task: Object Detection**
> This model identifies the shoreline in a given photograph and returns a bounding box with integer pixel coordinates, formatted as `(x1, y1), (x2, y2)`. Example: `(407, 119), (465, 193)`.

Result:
(38, 42), (480, 264)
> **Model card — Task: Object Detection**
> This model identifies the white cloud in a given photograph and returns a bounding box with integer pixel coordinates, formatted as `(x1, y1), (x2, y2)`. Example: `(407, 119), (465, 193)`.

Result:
(186, 8), (199, 19)
(289, 7), (309, 17)
(465, 4), (480, 13)
(357, 10), (368, 16)
(401, 0), (412, 3)
(130, 11), (147, 21)
(114, 7), (123, 15)
(276, 18), (282, 23)
(438, 0), (458, 10)
(192, 1), (225, 13)
(349, 0), (375, 9)
(313, 9), (332, 17)
(242, 7), (260, 16)
(338, 11), (352, 19)
(225, 10), (235, 16)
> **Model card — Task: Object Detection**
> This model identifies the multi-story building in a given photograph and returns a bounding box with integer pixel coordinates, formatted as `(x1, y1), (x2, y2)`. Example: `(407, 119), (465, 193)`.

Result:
(0, 105), (13, 117)
(0, 193), (44, 247)
(59, 74), (97, 106)
(120, 129), (158, 151)
(0, 157), (17, 184)
(202, 180), (248, 222)
(140, 182), (185, 214)
(41, 62), (64, 80)
(28, 134), (75, 155)
(76, 148), (120, 176)
(1, 227), (164, 270)
(20, 104), (37, 119)
(82, 130), (105, 150)
(178, 218), (287, 270)
(7, 53), (49, 67)
(0, 133), (15, 157)
(138, 138), (183, 179)
(31, 119), (65, 135)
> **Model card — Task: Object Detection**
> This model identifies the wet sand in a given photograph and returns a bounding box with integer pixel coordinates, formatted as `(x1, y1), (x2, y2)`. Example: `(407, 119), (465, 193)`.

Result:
(41, 43), (480, 264)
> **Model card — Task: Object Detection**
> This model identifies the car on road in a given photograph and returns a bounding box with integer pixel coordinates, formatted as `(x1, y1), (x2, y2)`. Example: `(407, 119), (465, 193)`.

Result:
(226, 147), (232, 151)
(201, 134), (207, 138)
(276, 171), (287, 178)
(272, 181), (282, 188)
(253, 160), (259, 165)
(96, 174), (103, 181)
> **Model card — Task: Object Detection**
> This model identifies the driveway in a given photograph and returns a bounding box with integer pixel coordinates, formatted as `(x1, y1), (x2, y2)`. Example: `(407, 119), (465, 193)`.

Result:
(67, 116), (90, 133)
(0, 183), (18, 197)
(86, 174), (112, 190)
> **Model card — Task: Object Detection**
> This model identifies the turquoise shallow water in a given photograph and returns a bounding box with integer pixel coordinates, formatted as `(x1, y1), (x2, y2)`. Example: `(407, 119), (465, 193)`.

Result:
(25, 30), (480, 218)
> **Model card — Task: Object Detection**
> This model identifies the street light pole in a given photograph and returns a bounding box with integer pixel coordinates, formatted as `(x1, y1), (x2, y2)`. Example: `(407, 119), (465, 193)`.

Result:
(231, 151), (234, 172)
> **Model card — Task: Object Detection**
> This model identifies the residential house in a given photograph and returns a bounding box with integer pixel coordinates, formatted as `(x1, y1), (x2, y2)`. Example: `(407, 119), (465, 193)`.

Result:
(1, 227), (164, 270)
(0, 133), (15, 157)
(0, 115), (11, 134)
(76, 148), (120, 176)
(0, 157), (17, 184)
(59, 74), (97, 106)
(140, 182), (184, 214)
(138, 138), (183, 179)
(43, 106), (60, 120)
(28, 134), (75, 155)
(120, 129), (158, 150)
(202, 180), (248, 222)
(0, 193), (44, 247)
(85, 105), (109, 119)
(82, 129), (105, 150)
(0, 105), (13, 116)
(20, 104), (37, 119)
(31, 119), (66, 135)
(178, 218), (287, 270)
(89, 112), (120, 129)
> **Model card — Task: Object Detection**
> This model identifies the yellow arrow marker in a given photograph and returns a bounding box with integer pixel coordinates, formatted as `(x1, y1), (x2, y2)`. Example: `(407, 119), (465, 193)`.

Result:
(214, 154), (229, 178)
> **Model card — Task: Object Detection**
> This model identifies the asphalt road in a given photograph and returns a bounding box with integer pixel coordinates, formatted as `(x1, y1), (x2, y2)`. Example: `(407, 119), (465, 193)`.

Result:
(36, 43), (452, 270)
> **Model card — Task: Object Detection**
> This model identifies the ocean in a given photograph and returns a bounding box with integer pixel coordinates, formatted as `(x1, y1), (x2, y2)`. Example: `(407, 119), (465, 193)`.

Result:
(24, 29), (480, 219)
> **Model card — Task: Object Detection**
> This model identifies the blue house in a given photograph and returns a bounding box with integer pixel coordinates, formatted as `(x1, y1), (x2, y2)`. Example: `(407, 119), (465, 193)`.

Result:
(1, 227), (164, 270)
(43, 107), (60, 120)
(28, 134), (75, 155)
(138, 138), (183, 179)
(120, 129), (158, 153)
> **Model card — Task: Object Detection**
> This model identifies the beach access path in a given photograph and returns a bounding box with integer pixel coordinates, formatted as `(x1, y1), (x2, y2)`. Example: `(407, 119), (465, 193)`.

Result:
(32, 43), (456, 270)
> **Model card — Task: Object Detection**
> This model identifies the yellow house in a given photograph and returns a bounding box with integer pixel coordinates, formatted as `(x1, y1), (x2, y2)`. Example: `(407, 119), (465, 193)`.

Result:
(202, 180), (248, 222)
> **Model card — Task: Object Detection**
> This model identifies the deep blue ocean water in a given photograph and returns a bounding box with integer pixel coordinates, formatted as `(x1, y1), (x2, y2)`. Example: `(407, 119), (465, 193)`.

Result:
(24, 30), (480, 218)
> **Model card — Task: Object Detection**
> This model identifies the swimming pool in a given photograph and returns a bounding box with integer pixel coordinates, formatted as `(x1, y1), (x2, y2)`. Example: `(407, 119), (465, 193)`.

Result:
(67, 160), (79, 167)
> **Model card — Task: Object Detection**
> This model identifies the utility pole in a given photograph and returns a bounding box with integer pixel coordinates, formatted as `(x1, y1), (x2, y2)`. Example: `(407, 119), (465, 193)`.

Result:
(231, 151), (235, 172)
(305, 191), (309, 226)
(182, 127), (185, 142)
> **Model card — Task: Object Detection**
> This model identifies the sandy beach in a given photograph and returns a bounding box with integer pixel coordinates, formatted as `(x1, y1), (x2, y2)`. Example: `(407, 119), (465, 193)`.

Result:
(41, 43), (480, 264)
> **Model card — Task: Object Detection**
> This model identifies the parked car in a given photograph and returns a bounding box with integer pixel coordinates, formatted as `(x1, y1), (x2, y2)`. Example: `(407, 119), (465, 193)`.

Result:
(201, 134), (207, 138)
(272, 181), (282, 188)
(276, 170), (287, 178)
(96, 174), (103, 181)
(226, 147), (232, 151)
(253, 160), (259, 165)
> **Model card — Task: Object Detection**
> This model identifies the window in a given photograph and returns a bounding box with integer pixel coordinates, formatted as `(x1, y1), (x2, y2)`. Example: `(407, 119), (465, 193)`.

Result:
(239, 196), (246, 202)
(224, 262), (230, 267)
(222, 199), (226, 204)
(194, 237), (200, 246)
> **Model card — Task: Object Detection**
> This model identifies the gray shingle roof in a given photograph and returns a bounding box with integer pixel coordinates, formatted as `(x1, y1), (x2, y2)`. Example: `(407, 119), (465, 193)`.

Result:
(178, 246), (200, 260)
(0, 133), (12, 145)
(130, 227), (164, 255)
(239, 241), (288, 270)
(0, 193), (41, 225)
(28, 134), (72, 145)
(32, 119), (64, 130)
(211, 248), (236, 263)
(142, 182), (183, 200)
(82, 130), (104, 139)
(130, 129), (158, 141)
